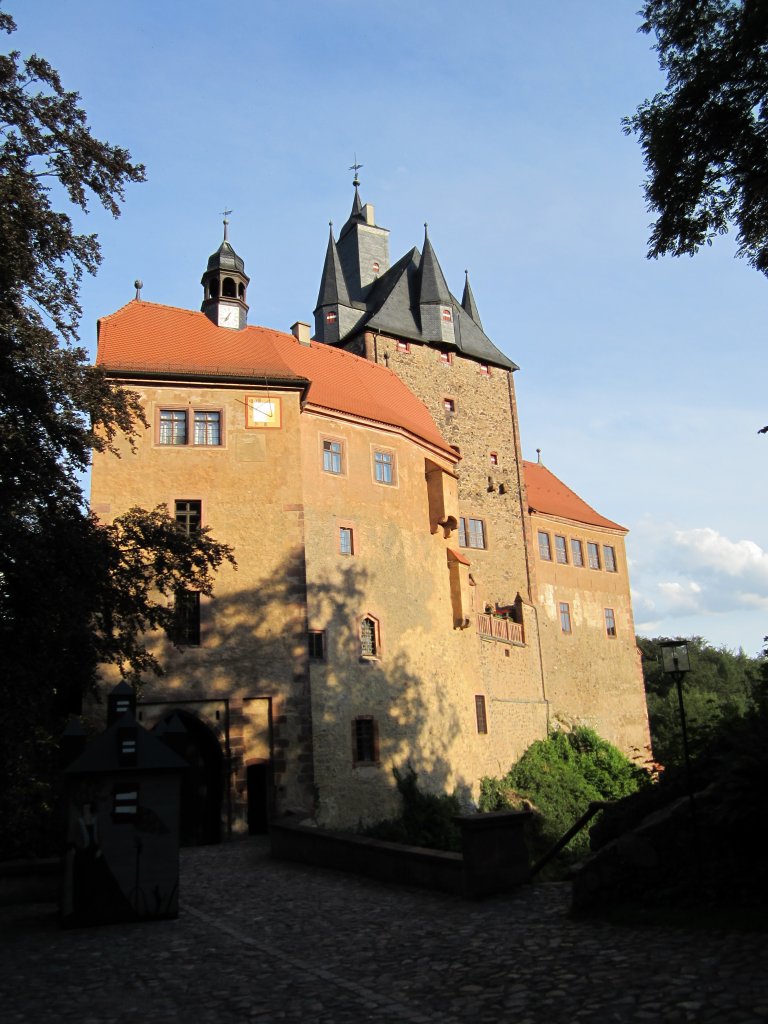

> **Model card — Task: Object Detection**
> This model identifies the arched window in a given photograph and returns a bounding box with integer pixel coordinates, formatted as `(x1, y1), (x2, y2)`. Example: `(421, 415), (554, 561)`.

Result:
(360, 616), (379, 658)
(222, 277), (236, 298)
(326, 310), (337, 324)
(238, 282), (245, 299)
(209, 279), (219, 298)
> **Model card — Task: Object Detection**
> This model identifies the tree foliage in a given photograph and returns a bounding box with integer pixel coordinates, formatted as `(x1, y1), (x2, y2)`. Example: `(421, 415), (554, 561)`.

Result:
(638, 635), (763, 766)
(624, 1), (768, 275)
(479, 728), (649, 868)
(0, 10), (234, 856)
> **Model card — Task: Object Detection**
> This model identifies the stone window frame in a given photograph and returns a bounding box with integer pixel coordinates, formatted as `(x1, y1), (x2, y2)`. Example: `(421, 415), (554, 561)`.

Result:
(587, 542), (601, 570)
(438, 350), (453, 365)
(475, 695), (488, 735)
(443, 396), (456, 415)
(559, 601), (572, 634)
(554, 534), (568, 564)
(603, 545), (618, 573)
(321, 435), (346, 477)
(173, 589), (201, 646)
(571, 538), (584, 567)
(352, 716), (380, 766)
(372, 447), (397, 487)
(489, 451), (499, 467)
(338, 523), (355, 556)
(538, 530), (552, 561)
(175, 499), (202, 535)
(156, 406), (225, 448)
(396, 340), (411, 353)
(308, 629), (326, 660)
(459, 516), (487, 550)
(605, 608), (617, 638)
(360, 614), (381, 660)
(478, 363), (491, 377)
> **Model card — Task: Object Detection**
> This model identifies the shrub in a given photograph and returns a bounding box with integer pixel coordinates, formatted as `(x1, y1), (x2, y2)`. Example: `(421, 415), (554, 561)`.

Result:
(362, 765), (462, 852)
(480, 727), (649, 870)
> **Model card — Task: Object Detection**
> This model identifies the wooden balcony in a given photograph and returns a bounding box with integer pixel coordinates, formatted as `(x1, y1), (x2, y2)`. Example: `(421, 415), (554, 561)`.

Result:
(476, 613), (525, 646)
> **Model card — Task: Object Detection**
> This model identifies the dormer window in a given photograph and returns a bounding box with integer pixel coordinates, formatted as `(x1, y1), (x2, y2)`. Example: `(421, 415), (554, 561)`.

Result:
(441, 308), (452, 323)
(326, 310), (337, 324)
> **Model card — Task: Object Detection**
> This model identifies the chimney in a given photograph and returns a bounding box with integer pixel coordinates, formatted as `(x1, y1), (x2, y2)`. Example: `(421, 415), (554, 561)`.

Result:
(363, 203), (375, 226)
(291, 322), (312, 346)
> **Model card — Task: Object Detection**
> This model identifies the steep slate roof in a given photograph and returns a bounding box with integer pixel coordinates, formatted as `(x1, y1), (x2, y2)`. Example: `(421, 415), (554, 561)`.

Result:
(523, 460), (626, 532)
(418, 229), (453, 306)
(316, 225), (351, 308)
(358, 248), (517, 370)
(97, 300), (456, 458)
(461, 271), (482, 328)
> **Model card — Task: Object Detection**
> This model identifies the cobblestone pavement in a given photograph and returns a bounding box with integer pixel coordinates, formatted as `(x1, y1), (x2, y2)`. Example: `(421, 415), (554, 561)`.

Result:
(1, 837), (767, 1023)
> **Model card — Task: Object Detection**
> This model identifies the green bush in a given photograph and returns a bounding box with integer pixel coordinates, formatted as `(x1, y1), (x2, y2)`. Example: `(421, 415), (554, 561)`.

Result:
(362, 765), (462, 852)
(480, 727), (649, 870)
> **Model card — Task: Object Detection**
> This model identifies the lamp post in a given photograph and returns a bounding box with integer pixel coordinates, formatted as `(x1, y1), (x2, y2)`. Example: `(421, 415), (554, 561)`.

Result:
(659, 639), (697, 818)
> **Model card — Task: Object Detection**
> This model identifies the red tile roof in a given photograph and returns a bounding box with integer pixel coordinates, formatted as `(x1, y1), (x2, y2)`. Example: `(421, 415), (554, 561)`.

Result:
(523, 461), (626, 532)
(96, 301), (456, 457)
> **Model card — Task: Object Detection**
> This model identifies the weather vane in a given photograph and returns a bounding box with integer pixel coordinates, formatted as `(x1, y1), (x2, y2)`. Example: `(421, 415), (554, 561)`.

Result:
(349, 155), (363, 187)
(221, 207), (233, 240)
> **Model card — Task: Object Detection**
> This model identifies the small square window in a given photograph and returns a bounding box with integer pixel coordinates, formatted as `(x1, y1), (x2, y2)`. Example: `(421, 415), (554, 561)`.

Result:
(194, 411), (221, 446)
(308, 630), (325, 660)
(323, 438), (344, 475)
(555, 535), (568, 564)
(326, 310), (337, 323)
(571, 539), (584, 567)
(489, 452), (498, 467)
(459, 517), (486, 549)
(605, 608), (617, 638)
(479, 363), (491, 377)
(339, 526), (354, 555)
(587, 542), (601, 570)
(538, 531), (552, 561)
(475, 695), (488, 735)
(444, 397), (456, 414)
(175, 499), (201, 535)
(559, 602), (572, 634)
(159, 409), (187, 446)
(441, 307), (453, 323)
(439, 350), (453, 365)
(373, 449), (395, 485)
(603, 545), (617, 573)
(352, 716), (379, 765)
(396, 340), (410, 353)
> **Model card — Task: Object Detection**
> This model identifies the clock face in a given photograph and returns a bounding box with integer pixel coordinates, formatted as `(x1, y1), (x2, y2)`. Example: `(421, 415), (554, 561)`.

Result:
(245, 396), (281, 429)
(218, 304), (239, 329)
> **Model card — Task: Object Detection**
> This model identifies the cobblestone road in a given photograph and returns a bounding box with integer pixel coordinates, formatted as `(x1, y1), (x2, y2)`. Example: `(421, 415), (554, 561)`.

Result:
(1, 837), (767, 1023)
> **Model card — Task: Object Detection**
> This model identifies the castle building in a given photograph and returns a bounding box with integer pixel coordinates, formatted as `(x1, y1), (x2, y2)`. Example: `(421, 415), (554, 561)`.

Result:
(91, 189), (650, 842)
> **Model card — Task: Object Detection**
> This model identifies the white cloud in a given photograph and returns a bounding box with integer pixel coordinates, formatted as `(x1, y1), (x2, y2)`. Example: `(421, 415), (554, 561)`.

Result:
(673, 528), (768, 583)
(628, 519), (768, 650)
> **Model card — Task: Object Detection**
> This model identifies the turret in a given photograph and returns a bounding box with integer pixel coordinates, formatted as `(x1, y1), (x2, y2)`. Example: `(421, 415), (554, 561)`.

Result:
(201, 214), (250, 330)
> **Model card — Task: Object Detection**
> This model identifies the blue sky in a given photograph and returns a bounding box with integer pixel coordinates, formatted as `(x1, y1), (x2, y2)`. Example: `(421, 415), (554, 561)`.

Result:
(13, 1), (768, 655)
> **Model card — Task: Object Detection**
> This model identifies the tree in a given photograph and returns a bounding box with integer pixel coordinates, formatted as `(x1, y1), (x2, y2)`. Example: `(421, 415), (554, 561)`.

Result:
(624, 1), (768, 276)
(637, 635), (763, 766)
(0, 10), (234, 856)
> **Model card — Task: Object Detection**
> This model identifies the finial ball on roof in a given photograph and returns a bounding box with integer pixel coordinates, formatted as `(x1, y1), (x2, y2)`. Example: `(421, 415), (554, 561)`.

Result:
(134, 279), (143, 300)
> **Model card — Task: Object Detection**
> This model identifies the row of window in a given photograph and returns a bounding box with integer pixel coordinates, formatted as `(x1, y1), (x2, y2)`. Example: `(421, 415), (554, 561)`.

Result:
(558, 602), (617, 638)
(538, 531), (617, 573)
(160, 409), (221, 446)
(323, 438), (396, 485)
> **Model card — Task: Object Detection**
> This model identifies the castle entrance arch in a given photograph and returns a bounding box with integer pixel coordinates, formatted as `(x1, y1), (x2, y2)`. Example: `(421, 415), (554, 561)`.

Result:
(154, 710), (224, 846)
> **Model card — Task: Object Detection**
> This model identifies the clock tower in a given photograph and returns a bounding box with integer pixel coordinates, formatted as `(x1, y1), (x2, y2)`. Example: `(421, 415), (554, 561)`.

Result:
(201, 215), (250, 330)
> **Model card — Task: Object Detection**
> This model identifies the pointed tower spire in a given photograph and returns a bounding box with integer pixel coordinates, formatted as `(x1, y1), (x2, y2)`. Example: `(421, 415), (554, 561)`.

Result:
(314, 223), (352, 343)
(419, 224), (452, 306)
(349, 155), (364, 220)
(461, 269), (483, 329)
(316, 223), (351, 308)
